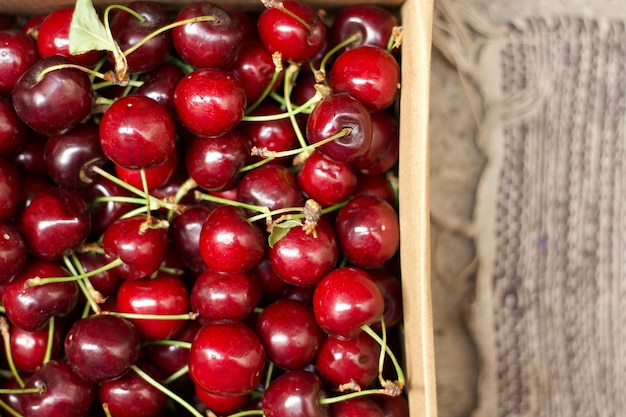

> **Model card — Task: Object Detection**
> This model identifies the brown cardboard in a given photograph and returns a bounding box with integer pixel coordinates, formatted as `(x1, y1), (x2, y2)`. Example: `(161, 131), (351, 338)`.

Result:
(1, 1), (436, 416)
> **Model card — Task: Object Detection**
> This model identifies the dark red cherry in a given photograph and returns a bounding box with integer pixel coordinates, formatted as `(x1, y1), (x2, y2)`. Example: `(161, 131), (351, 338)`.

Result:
(328, 46), (400, 113)
(306, 93), (372, 163)
(75, 252), (123, 298)
(100, 95), (177, 170)
(21, 14), (46, 39)
(0, 223), (27, 283)
(268, 218), (338, 287)
(372, 394), (410, 417)
(255, 299), (323, 370)
(185, 130), (251, 192)
(172, 2), (245, 69)
(240, 102), (298, 162)
(143, 320), (200, 376)
(195, 387), (248, 416)
(312, 267), (384, 339)
(315, 331), (380, 389)
(257, 0), (328, 63)
(174, 67), (247, 138)
(189, 320), (265, 396)
(231, 39), (283, 104)
(0, 29), (39, 95)
(353, 173), (396, 208)
(115, 149), (179, 191)
(297, 150), (357, 207)
(0, 158), (21, 221)
(10, 320), (63, 372)
(10, 133), (47, 176)
(253, 257), (289, 302)
(199, 205), (265, 274)
(12, 55), (94, 136)
(3, 260), (79, 331)
(64, 313), (140, 383)
(20, 187), (91, 261)
(329, 397), (385, 417)
(18, 175), (54, 213)
(368, 269), (403, 330)
(335, 195), (399, 269)
(81, 174), (135, 239)
(133, 62), (185, 117)
(237, 164), (304, 212)
(262, 369), (328, 417)
(36, 7), (102, 67)
(170, 204), (214, 272)
(330, 4), (399, 51)
(351, 111), (399, 175)
(0, 97), (28, 157)
(190, 269), (262, 322)
(116, 274), (190, 341)
(102, 215), (170, 281)
(109, 1), (173, 73)
(20, 360), (95, 417)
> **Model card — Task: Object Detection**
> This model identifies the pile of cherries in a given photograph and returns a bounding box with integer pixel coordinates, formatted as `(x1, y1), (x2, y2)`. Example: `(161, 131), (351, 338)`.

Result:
(0, 0), (408, 416)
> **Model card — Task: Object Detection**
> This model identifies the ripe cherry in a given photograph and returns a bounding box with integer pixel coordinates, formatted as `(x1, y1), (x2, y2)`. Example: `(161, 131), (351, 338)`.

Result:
(133, 62), (185, 117)
(351, 111), (400, 175)
(328, 397), (385, 417)
(170, 204), (213, 272)
(0, 97), (28, 157)
(330, 4), (399, 51)
(10, 320), (63, 372)
(115, 148), (179, 191)
(195, 387), (248, 415)
(0, 29), (39, 95)
(262, 369), (328, 417)
(237, 163), (304, 212)
(0, 222), (27, 283)
(297, 149), (358, 206)
(231, 40), (283, 104)
(0, 158), (22, 221)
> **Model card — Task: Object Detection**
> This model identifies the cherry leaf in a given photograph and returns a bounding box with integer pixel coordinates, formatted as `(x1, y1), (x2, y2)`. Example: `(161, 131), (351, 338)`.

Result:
(268, 219), (303, 248)
(69, 0), (117, 55)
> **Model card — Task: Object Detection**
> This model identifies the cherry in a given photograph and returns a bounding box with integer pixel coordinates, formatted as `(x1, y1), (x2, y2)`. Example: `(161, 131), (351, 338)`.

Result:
(0, 158), (22, 221)
(0, 377), (25, 415)
(100, 94), (177, 170)
(115, 148), (179, 191)
(240, 102), (298, 162)
(0, 97), (28, 157)
(0, 29), (39, 95)
(257, 0), (328, 63)
(297, 149), (358, 207)
(189, 319), (266, 396)
(102, 214), (170, 281)
(17, 175), (54, 214)
(372, 394), (410, 417)
(368, 269), (403, 330)
(81, 174), (135, 239)
(185, 130), (251, 192)
(236, 163), (304, 212)
(315, 331), (381, 389)
(328, 397), (385, 417)
(116, 273), (190, 341)
(12, 55), (94, 136)
(195, 387), (248, 415)
(133, 62), (185, 118)
(3, 260), (79, 332)
(328, 46), (400, 113)
(351, 111), (399, 175)
(0, 222), (27, 283)
(262, 369), (328, 417)
(20, 14), (46, 39)
(75, 251), (123, 298)
(231, 40), (283, 104)
(170, 204), (213, 272)
(335, 195), (399, 269)
(306, 93), (372, 163)
(190, 268), (262, 322)
(20, 187), (91, 261)
(10, 320), (63, 372)
(312, 267), (384, 339)
(172, 2), (245, 69)
(108, 1), (173, 73)
(352, 173), (397, 208)
(64, 313), (140, 383)
(174, 67), (247, 138)
(255, 298), (324, 370)
(20, 360), (95, 417)
(36, 7), (102, 67)
(253, 257), (289, 302)
(199, 205), (265, 274)
(10, 133), (47, 176)
(330, 5), (399, 51)
(143, 320), (200, 376)
(268, 218), (338, 287)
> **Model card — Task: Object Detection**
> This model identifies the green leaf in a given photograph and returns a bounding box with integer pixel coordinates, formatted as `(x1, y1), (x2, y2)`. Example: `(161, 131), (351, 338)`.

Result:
(69, 0), (117, 55)
(268, 219), (303, 248)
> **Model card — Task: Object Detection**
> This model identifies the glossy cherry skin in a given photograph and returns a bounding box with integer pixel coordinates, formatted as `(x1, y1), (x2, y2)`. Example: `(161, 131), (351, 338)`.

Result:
(36, 7), (102, 67)
(98, 361), (168, 417)
(329, 397), (385, 417)
(237, 164), (304, 212)
(240, 102), (298, 163)
(174, 68), (247, 138)
(10, 133), (47, 176)
(0, 29), (39, 95)
(3, 260), (79, 332)
(312, 267), (384, 339)
(12, 55), (94, 136)
(100, 95), (177, 170)
(297, 149), (358, 206)
(44, 122), (105, 189)
(102, 215), (170, 280)
(257, 0), (328, 63)
(134, 62), (185, 117)
(330, 4), (399, 51)
(351, 111), (399, 175)
(115, 148), (179, 191)
(315, 331), (380, 389)
(268, 219), (338, 287)
(231, 40), (283, 104)
(185, 130), (251, 192)
(0, 158), (21, 221)
(189, 319), (266, 396)
(306, 93), (372, 163)
(353, 173), (396, 208)
(75, 252), (123, 298)
(195, 387), (248, 415)
(19, 360), (95, 417)
(199, 205), (265, 274)
(255, 299), (323, 370)
(20, 187), (91, 261)
(109, 1), (173, 73)
(328, 46), (400, 113)
(0, 223), (27, 283)
(0, 97), (28, 157)
(143, 320), (200, 376)
(10, 320), (63, 372)
(172, 2), (245, 69)
(262, 369), (328, 417)
(64, 313), (141, 383)
(116, 274), (190, 341)
(368, 269), (403, 330)
(335, 195), (399, 269)
(170, 204), (214, 272)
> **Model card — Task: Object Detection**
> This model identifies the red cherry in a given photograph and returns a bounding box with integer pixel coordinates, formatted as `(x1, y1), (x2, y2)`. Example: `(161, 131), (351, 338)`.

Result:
(195, 388), (248, 415)
(115, 148), (180, 191)
(330, 4), (399, 51)
(170, 204), (214, 272)
(133, 62), (185, 118)
(312, 267), (384, 339)
(240, 102), (298, 163)
(0, 158), (22, 221)
(0, 222), (27, 283)
(352, 173), (397, 208)
(328, 397), (385, 417)
(0, 29), (39, 95)
(297, 149), (358, 207)
(351, 111), (400, 175)
(237, 163), (304, 212)
(143, 320), (200, 376)
(10, 320), (63, 372)
(231, 40), (283, 104)
(189, 320), (266, 396)
(262, 369), (328, 417)
(0, 97), (28, 157)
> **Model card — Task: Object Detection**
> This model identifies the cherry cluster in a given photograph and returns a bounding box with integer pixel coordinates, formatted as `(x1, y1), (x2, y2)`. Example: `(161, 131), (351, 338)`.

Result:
(0, 0), (407, 416)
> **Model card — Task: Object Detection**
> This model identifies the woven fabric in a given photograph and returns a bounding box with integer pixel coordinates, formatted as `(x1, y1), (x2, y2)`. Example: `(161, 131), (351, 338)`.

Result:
(470, 16), (626, 417)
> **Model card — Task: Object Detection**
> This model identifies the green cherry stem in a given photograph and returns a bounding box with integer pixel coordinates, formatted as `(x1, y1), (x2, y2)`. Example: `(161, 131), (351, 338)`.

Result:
(241, 92), (323, 122)
(282, 63), (309, 150)
(0, 317), (24, 388)
(360, 324), (406, 390)
(101, 311), (198, 321)
(0, 398), (25, 417)
(43, 317), (55, 365)
(245, 52), (284, 115)
(315, 33), (360, 81)
(35, 63), (109, 84)
(162, 365), (189, 385)
(320, 387), (396, 405)
(223, 410), (264, 417)
(25, 258), (125, 288)
(194, 190), (270, 216)
(140, 339), (192, 349)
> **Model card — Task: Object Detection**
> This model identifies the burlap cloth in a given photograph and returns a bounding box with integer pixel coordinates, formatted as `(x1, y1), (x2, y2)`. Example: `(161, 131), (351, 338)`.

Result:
(430, 0), (626, 416)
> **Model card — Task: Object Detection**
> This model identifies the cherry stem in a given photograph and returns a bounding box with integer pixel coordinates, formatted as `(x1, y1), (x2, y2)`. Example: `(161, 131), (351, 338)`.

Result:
(101, 311), (198, 321)
(0, 387), (44, 395)
(141, 339), (192, 349)
(283, 63), (309, 151)
(0, 317), (24, 388)
(36, 63), (108, 84)
(360, 324), (406, 388)
(25, 258), (125, 288)
(92, 78), (144, 91)
(43, 317), (55, 365)
(0, 398), (23, 417)
(376, 315), (388, 387)
(131, 365), (205, 417)
(194, 190), (270, 216)
(225, 410), (264, 417)
(140, 168), (152, 222)
(105, 4), (146, 23)
(166, 177), (198, 223)
(264, 361), (275, 389)
(245, 52), (284, 115)
(264, 0), (311, 34)
(68, 253), (105, 313)
(321, 387), (394, 405)
(241, 92), (322, 122)
(162, 364), (189, 385)
(247, 205), (304, 224)
(316, 33), (360, 80)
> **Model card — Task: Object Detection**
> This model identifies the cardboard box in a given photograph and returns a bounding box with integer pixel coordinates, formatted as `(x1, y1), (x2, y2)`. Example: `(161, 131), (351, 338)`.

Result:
(1, 0), (436, 415)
